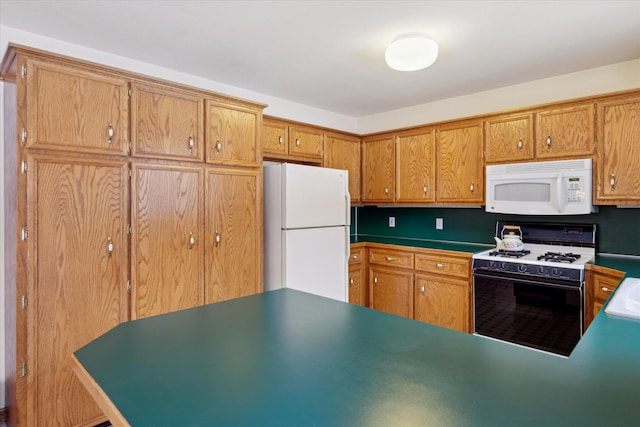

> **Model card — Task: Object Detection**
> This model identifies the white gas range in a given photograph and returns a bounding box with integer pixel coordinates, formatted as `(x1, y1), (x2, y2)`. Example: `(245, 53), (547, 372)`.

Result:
(472, 221), (597, 357)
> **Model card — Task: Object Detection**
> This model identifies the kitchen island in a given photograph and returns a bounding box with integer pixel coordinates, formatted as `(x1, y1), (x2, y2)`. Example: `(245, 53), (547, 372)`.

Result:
(74, 288), (640, 426)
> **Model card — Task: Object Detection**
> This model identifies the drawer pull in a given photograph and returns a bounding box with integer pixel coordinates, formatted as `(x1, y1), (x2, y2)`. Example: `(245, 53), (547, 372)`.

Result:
(188, 134), (195, 152)
(421, 284), (425, 294)
(601, 286), (613, 293)
(546, 135), (552, 148)
(517, 138), (523, 150)
(349, 277), (354, 286)
(107, 122), (114, 144)
(436, 263), (444, 268)
(385, 256), (397, 261)
(374, 275), (378, 286)
(352, 254), (359, 260)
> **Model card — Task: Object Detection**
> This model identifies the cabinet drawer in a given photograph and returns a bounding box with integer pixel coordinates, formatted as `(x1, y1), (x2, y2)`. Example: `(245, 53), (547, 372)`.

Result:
(350, 247), (365, 265)
(369, 249), (414, 269)
(593, 275), (621, 303)
(415, 253), (470, 279)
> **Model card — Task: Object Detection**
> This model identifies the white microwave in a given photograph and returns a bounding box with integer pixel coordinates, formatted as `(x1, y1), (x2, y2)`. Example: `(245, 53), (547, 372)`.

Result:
(486, 159), (596, 215)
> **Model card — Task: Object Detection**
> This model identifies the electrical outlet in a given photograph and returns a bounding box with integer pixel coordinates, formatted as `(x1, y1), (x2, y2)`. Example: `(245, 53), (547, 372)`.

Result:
(435, 218), (444, 230)
(388, 216), (396, 228)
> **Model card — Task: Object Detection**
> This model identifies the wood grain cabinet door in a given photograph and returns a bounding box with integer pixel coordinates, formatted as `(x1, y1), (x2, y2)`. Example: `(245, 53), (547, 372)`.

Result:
(205, 168), (261, 303)
(414, 275), (469, 333)
(28, 155), (128, 426)
(131, 163), (204, 319)
(535, 104), (595, 159)
(25, 58), (129, 156)
(206, 101), (260, 166)
(436, 121), (484, 203)
(369, 266), (414, 318)
(131, 82), (204, 162)
(596, 96), (640, 204)
(362, 135), (396, 203)
(484, 113), (534, 163)
(289, 125), (324, 158)
(396, 129), (436, 203)
(262, 118), (289, 156)
(324, 132), (361, 203)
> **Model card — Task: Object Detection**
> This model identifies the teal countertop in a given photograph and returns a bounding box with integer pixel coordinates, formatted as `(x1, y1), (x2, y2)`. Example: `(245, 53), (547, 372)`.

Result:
(75, 289), (640, 426)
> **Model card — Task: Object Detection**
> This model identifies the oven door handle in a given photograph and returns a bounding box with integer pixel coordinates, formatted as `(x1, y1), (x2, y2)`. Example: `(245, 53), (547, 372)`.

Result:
(473, 270), (581, 291)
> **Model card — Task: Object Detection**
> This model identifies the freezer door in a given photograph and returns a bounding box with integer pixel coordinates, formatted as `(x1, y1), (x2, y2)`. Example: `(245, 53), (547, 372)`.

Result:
(283, 226), (349, 302)
(283, 163), (349, 229)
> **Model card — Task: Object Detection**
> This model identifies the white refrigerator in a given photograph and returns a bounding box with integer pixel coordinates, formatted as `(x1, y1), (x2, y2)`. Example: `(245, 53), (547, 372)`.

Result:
(263, 163), (350, 302)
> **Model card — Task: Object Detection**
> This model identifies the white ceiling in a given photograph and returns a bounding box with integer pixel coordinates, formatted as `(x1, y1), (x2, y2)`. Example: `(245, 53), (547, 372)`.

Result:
(1, 0), (639, 118)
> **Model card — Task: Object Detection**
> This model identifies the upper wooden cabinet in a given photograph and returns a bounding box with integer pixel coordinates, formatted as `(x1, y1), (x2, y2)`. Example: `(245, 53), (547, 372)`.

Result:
(484, 113), (534, 163)
(262, 117), (324, 164)
(396, 128), (436, 203)
(206, 100), (261, 167)
(324, 131), (361, 203)
(535, 103), (595, 159)
(595, 95), (640, 204)
(24, 57), (129, 156)
(131, 82), (204, 162)
(436, 121), (484, 204)
(362, 134), (396, 202)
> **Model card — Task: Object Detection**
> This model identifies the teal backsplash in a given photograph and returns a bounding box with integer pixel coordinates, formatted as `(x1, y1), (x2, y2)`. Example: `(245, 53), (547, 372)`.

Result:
(354, 206), (640, 256)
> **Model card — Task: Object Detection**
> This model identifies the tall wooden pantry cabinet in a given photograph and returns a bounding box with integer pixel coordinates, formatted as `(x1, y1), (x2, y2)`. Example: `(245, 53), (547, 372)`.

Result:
(2, 45), (265, 426)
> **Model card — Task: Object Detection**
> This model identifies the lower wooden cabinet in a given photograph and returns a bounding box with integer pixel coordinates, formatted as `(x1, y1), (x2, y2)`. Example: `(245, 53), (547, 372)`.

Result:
(369, 266), (414, 318)
(585, 265), (625, 329)
(365, 244), (472, 332)
(348, 245), (367, 306)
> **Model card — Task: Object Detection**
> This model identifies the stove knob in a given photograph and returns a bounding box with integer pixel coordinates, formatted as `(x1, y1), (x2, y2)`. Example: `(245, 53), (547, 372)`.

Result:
(501, 263), (508, 270)
(538, 266), (546, 275)
(552, 268), (560, 276)
(517, 264), (527, 273)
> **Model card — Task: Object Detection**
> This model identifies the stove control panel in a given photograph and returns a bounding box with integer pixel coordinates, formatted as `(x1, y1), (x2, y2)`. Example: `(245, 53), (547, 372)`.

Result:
(473, 259), (583, 282)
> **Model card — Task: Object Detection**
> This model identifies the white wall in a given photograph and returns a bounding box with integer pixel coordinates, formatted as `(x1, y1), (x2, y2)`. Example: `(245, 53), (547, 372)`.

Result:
(357, 59), (640, 134)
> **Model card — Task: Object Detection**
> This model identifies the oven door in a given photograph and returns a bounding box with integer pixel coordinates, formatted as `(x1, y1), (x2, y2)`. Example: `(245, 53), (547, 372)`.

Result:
(473, 270), (583, 357)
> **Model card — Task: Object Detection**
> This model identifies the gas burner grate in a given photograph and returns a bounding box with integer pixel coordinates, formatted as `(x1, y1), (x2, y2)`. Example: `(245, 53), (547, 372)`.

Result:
(537, 252), (581, 263)
(488, 250), (531, 258)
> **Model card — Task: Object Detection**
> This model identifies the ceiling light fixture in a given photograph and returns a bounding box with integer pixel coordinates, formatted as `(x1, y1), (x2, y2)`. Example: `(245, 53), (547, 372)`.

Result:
(385, 34), (439, 72)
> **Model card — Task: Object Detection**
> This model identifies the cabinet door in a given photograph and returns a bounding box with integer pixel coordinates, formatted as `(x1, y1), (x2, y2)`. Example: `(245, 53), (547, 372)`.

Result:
(324, 132), (361, 203)
(596, 96), (640, 204)
(369, 266), (413, 318)
(289, 125), (324, 158)
(485, 113), (534, 163)
(29, 155), (128, 425)
(436, 121), (484, 203)
(362, 136), (395, 202)
(131, 82), (204, 161)
(205, 168), (261, 303)
(262, 118), (288, 156)
(414, 274), (469, 333)
(25, 58), (129, 156)
(536, 104), (595, 159)
(396, 129), (436, 202)
(348, 266), (365, 306)
(206, 101), (260, 166)
(131, 163), (204, 319)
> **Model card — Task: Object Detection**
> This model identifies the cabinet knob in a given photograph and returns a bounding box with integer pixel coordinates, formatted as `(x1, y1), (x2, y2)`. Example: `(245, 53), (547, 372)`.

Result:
(107, 236), (113, 257)
(374, 275), (378, 285)
(384, 187), (389, 195)
(188, 134), (195, 152)
(517, 138), (523, 150)
(610, 173), (616, 190)
(215, 230), (221, 247)
(546, 135), (552, 148)
(470, 182), (475, 193)
(188, 232), (196, 250)
(601, 286), (613, 293)
(352, 254), (358, 260)
(436, 263), (444, 269)
(423, 184), (428, 194)
(295, 138), (300, 147)
(421, 284), (425, 294)
(278, 135), (283, 145)
(349, 276), (354, 286)
(385, 256), (397, 261)
(107, 122), (114, 145)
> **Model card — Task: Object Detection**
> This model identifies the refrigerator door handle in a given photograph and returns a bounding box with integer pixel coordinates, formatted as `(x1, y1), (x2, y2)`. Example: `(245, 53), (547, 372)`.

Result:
(345, 226), (350, 262)
(345, 191), (351, 226)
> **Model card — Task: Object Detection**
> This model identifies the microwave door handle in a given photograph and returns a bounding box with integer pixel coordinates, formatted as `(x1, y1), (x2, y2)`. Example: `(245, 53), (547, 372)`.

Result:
(556, 173), (565, 213)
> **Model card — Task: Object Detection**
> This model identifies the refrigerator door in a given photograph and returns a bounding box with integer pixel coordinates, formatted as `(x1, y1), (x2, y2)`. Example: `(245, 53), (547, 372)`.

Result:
(283, 226), (349, 302)
(282, 163), (349, 229)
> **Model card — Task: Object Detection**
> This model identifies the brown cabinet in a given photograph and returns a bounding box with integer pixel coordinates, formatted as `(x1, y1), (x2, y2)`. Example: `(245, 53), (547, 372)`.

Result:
(206, 99), (261, 167)
(324, 131), (362, 204)
(130, 82), (204, 162)
(369, 247), (414, 318)
(396, 128), (436, 203)
(436, 121), (484, 204)
(484, 113), (534, 163)
(348, 245), (367, 306)
(585, 265), (625, 329)
(414, 251), (472, 333)
(205, 168), (261, 304)
(535, 103), (595, 159)
(131, 163), (204, 319)
(262, 117), (324, 164)
(28, 154), (129, 426)
(362, 134), (396, 202)
(24, 57), (129, 156)
(595, 95), (640, 204)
